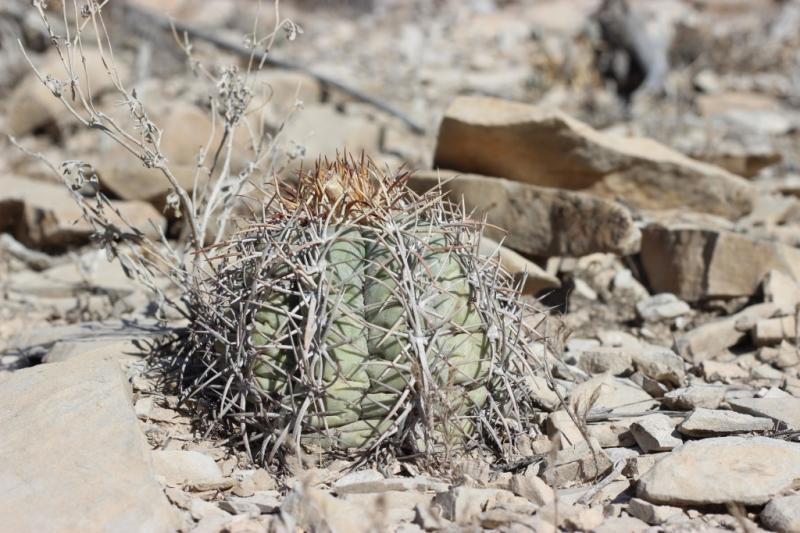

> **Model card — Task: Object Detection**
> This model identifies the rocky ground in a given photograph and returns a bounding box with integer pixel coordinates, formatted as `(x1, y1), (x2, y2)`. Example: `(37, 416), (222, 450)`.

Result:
(2, 0), (800, 531)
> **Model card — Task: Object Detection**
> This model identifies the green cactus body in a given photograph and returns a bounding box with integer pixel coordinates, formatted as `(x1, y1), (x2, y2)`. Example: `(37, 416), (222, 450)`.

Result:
(249, 220), (491, 449)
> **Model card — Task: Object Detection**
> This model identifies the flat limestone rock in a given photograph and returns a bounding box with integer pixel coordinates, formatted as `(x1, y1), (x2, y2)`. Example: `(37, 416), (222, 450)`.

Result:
(637, 437), (800, 506)
(641, 221), (800, 301)
(433, 96), (754, 219)
(678, 408), (774, 437)
(0, 176), (165, 249)
(728, 397), (800, 430)
(410, 170), (641, 257)
(0, 357), (178, 532)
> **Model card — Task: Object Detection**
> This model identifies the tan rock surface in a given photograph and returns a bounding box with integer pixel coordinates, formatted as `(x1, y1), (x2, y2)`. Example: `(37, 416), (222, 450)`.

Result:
(411, 170), (640, 257)
(433, 96), (754, 218)
(0, 357), (178, 532)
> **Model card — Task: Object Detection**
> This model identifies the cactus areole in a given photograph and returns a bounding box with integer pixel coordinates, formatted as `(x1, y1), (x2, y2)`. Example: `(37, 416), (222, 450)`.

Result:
(189, 157), (542, 463)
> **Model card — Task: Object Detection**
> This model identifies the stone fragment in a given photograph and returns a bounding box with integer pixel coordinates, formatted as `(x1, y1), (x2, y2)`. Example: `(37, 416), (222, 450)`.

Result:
(677, 408), (773, 437)
(341, 491), (434, 526)
(7, 48), (123, 136)
(626, 497), (684, 525)
(753, 315), (797, 346)
(590, 515), (649, 533)
(6, 319), (171, 361)
(433, 487), (530, 525)
(629, 414), (682, 452)
(578, 347), (634, 376)
(637, 437), (800, 505)
(433, 96), (754, 218)
(541, 438), (613, 488)
(761, 494), (800, 533)
(630, 347), (686, 387)
(280, 104), (381, 170)
(333, 476), (449, 495)
(410, 170), (640, 257)
(700, 360), (749, 383)
(728, 397), (800, 430)
(0, 176), (165, 249)
(509, 471), (555, 506)
(524, 374), (563, 411)
(674, 303), (778, 362)
(152, 450), (223, 487)
(641, 221), (800, 301)
(577, 345), (684, 386)
(636, 293), (690, 322)
(547, 410), (585, 447)
(597, 329), (641, 348)
(220, 491), (281, 516)
(43, 338), (145, 364)
(478, 237), (560, 294)
(0, 356), (178, 532)
(762, 269), (800, 313)
(569, 374), (658, 416)
(280, 487), (371, 533)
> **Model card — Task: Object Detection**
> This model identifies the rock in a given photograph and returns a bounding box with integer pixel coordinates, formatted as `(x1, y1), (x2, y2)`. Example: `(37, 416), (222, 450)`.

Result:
(674, 303), (778, 362)
(220, 491), (282, 516)
(280, 486), (372, 533)
(590, 515), (649, 533)
(524, 374), (563, 411)
(541, 438), (613, 488)
(636, 293), (690, 322)
(96, 101), (219, 209)
(0, 175), (165, 249)
(280, 104), (381, 171)
(332, 476), (449, 495)
(7, 48), (124, 136)
(637, 436), (800, 506)
(478, 237), (560, 294)
(509, 471), (555, 506)
(248, 69), (322, 129)
(761, 494), (800, 533)
(340, 491), (434, 526)
(753, 315), (797, 346)
(6, 318), (172, 361)
(677, 408), (773, 437)
(151, 450), (223, 487)
(43, 338), (145, 364)
(410, 170), (641, 257)
(547, 409), (585, 447)
(5, 251), (138, 299)
(0, 356), (178, 532)
(700, 360), (749, 383)
(641, 221), (800, 301)
(626, 497), (683, 525)
(577, 345), (684, 386)
(433, 487), (531, 525)
(760, 340), (800, 369)
(630, 347), (686, 387)
(433, 96), (754, 219)
(630, 414), (682, 452)
(578, 347), (635, 376)
(728, 397), (800, 430)
(569, 374), (658, 416)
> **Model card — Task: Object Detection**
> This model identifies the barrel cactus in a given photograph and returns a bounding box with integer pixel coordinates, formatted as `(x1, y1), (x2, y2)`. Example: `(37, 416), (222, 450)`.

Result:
(186, 157), (544, 464)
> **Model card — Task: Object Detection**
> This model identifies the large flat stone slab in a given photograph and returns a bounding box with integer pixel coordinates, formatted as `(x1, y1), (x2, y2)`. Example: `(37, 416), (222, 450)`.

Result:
(637, 436), (800, 506)
(433, 96), (755, 219)
(0, 357), (178, 532)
